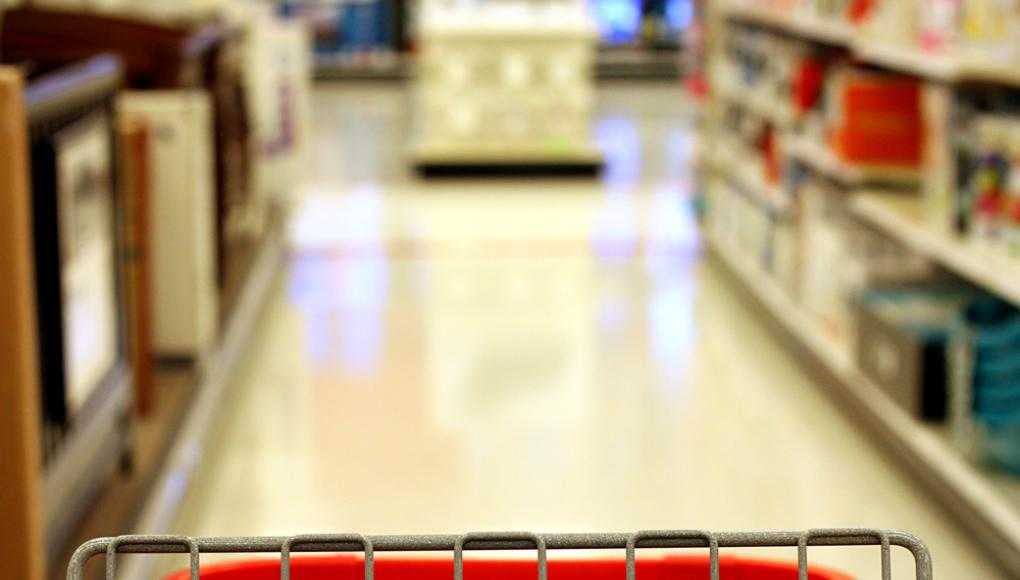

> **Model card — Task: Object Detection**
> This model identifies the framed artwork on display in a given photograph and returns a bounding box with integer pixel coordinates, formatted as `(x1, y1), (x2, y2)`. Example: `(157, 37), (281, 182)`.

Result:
(52, 111), (120, 416)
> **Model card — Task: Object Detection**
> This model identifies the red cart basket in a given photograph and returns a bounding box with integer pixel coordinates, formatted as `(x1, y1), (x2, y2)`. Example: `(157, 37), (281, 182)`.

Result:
(67, 529), (933, 580)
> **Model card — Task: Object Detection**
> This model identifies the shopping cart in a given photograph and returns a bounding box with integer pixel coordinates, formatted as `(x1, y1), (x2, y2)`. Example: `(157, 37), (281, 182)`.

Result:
(68, 529), (933, 580)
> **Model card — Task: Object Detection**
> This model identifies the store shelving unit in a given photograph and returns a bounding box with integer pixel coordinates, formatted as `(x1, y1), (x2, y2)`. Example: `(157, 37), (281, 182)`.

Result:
(703, 2), (1020, 575)
(707, 232), (1020, 574)
(1, 7), (302, 577)
(107, 218), (286, 580)
(55, 212), (286, 580)
(16, 55), (136, 566)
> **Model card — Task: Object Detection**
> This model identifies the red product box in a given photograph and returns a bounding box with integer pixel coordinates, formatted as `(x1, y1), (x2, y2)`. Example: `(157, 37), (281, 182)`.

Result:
(830, 73), (924, 167)
(792, 58), (827, 114)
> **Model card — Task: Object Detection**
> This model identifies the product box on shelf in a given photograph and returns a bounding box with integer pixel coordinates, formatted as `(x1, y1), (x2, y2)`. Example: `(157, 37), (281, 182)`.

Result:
(855, 281), (980, 421)
(119, 91), (219, 361)
(722, 27), (805, 121)
(957, 0), (1020, 61)
(246, 7), (313, 207)
(798, 178), (853, 342)
(959, 113), (1020, 257)
(792, 55), (828, 115)
(949, 298), (1020, 475)
(828, 69), (925, 168)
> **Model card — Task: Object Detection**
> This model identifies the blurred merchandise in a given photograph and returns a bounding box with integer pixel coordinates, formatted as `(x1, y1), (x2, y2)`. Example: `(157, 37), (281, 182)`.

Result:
(35, 104), (121, 423)
(0, 3), (299, 574)
(792, 56), (827, 114)
(680, 0), (708, 96)
(703, 0), (1020, 564)
(856, 281), (982, 420)
(862, 0), (1020, 62)
(958, 113), (1020, 258)
(119, 91), (219, 358)
(918, 0), (961, 53)
(1, 7), (260, 337)
(282, 0), (410, 78)
(19, 54), (134, 564)
(412, 0), (602, 174)
(950, 298), (1020, 474)
(244, 5), (313, 208)
(798, 178), (854, 343)
(959, 0), (1020, 57)
(828, 70), (924, 167)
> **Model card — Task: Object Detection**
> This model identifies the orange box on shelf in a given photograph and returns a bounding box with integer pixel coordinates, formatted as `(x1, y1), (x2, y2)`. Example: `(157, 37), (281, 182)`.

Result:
(830, 72), (924, 167)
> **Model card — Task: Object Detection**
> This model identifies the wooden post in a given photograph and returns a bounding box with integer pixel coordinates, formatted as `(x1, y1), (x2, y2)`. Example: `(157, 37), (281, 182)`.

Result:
(0, 66), (46, 580)
(119, 118), (155, 416)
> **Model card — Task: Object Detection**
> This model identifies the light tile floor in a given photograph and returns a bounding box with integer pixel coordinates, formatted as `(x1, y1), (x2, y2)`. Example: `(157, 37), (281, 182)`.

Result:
(164, 83), (1006, 579)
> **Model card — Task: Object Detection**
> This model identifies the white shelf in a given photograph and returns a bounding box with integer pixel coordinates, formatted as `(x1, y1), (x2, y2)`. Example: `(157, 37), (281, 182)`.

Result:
(853, 40), (1020, 88)
(724, 4), (854, 46)
(708, 233), (1020, 575)
(851, 40), (961, 81)
(724, 4), (1020, 87)
(851, 193), (1020, 309)
(786, 134), (921, 187)
(958, 56), (1020, 89)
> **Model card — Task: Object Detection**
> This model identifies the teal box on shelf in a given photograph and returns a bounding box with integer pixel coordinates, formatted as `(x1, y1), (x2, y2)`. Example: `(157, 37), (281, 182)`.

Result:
(956, 299), (1020, 474)
(856, 283), (981, 421)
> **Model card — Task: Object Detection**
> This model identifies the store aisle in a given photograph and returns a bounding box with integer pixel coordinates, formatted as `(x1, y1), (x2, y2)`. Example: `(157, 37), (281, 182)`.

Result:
(165, 83), (1004, 579)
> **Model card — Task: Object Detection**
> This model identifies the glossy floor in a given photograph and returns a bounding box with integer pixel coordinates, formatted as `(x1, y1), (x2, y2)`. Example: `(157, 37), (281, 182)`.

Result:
(165, 83), (1005, 579)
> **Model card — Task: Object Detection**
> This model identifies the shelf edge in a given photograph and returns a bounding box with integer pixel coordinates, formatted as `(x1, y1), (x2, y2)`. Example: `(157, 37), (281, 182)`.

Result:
(850, 194), (1020, 308)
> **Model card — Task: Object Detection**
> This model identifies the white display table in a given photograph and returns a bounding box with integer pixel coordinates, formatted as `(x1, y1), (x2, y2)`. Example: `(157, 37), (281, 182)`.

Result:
(411, 2), (603, 175)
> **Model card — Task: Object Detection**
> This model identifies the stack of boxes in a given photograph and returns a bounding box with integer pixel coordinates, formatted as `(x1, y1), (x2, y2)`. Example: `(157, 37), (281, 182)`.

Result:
(953, 299), (1020, 474)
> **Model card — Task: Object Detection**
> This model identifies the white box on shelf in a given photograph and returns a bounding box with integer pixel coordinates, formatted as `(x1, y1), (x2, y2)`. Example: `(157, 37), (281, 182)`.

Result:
(246, 9), (313, 208)
(119, 91), (219, 360)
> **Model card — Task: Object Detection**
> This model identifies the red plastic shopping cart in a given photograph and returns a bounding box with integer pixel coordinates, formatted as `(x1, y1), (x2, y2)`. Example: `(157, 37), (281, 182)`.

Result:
(67, 529), (933, 580)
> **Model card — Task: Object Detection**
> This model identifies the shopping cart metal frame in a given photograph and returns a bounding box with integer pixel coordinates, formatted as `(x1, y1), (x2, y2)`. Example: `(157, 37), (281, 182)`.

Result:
(68, 529), (933, 580)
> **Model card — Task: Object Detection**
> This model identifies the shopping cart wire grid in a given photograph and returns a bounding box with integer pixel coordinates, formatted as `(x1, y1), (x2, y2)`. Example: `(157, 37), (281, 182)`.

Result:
(69, 529), (933, 580)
